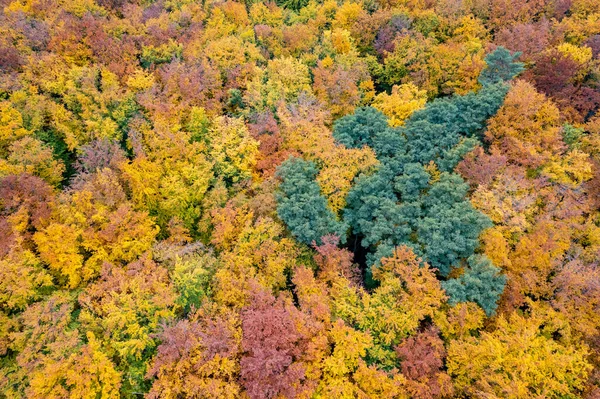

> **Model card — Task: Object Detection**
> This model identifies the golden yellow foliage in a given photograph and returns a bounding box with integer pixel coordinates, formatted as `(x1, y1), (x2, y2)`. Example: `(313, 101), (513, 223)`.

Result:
(0, 101), (31, 155)
(208, 116), (259, 184)
(0, 137), (65, 186)
(317, 146), (378, 213)
(372, 83), (427, 127)
(557, 42), (593, 64)
(434, 302), (486, 340)
(542, 149), (593, 186)
(34, 223), (85, 288)
(447, 309), (592, 398)
(332, 1), (365, 29)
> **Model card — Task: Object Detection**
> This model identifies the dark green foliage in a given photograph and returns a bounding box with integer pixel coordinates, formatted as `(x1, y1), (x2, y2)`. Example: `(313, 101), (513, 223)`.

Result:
(340, 70), (509, 276)
(345, 169), (491, 276)
(478, 46), (524, 86)
(276, 157), (347, 246)
(436, 137), (479, 172)
(280, 44), (516, 289)
(394, 163), (430, 202)
(416, 174), (492, 276)
(404, 82), (509, 161)
(227, 89), (245, 115)
(402, 119), (459, 166)
(451, 83), (512, 135)
(344, 171), (409, 249)
(442, 255), (507, 316)
(333, 107), (390, 149)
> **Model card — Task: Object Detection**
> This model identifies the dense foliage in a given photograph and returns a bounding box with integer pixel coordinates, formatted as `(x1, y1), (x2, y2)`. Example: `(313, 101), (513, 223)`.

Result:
(0, 0), (599, 397)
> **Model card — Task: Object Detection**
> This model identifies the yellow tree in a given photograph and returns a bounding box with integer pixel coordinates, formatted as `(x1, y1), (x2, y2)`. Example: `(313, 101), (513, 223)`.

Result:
(77, 256), (178, 393)
(485, 80), (563, 167)
(0, 137), (65, 187)
(207, 116), (259, 184)
(0, 101), (31, 156)
(34, 171), (159, 288)
(447, 305), (592, 398)
(121, 117), (214, 235)
(355, 246), (447, 367)
(0, 248), (52, 312)
(29, 332), (122, 399)
(211, 203), (301, 308)
(245, 56), (312, 110)
(317, 146), (378, 213)
(372, 83), (427, 127)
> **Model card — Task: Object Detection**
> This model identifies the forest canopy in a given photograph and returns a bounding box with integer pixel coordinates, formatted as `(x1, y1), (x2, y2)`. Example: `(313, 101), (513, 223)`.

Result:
(1, 0), (600, 397)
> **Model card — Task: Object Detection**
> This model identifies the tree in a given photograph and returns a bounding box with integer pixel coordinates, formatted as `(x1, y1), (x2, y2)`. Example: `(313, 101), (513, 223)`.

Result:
(170, 251), (218, 315)
(207, 116), (259, 184)
(211, 207), (299, 308)
(494, 21), (551, 62)
(447, 307), (592, 398)
(0, 101), (31, 156)
(372, 83), (427, 127)
(312, 61), (363, 119)
(78, 257), (178, 394)
(433, 302), (486, 341)
(275, 157), (347, 246)
(416, 174), (493, 276)
(0, 248), (52, 312)
(456, 146), (508, 187)
(332, 107), (390, 149)
(478, 46), (524, 86)
(5, 293), (81, 398)
(153, 59), (224, 113)
(313, 235), (360, 286)
(485, 79), (563, 167)
(148, 305), (242, 399)
(395, 327), (453, 399)
(356, 246), (446, 367)
(524, 49), (600, 122)
(33, 184), (159, 288)
(400, 82), (510, 170)
(204, 35), (262, 90)
(33, 222), (85, 288)
(73, 139), (126, 177)
(551, 260), (600, 340)
(316, 146), (378, 213)
(240, 284), (309, 399)
(121, 119), (214, 235)
(343, 170), (411, 251)
(57, 332), (122, 399)
(245, 57), (312, 110)
(0, 137), (65, 187)
(0, 174), (55, 256)
(442, 255), (506, 316)
(315, 319), (375, 398)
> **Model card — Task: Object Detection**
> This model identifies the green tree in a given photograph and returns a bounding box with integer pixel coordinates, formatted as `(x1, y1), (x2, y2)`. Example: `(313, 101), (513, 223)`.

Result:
(332, 107), (390, 150)
(478, 46), (524, 86)
(442, 255), (506, 316)
(276, 157), (347, 246)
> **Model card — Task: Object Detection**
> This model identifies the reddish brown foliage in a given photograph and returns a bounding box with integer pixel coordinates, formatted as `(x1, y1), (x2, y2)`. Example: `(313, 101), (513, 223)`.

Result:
(494, 20), (551, 61)
(396, 327), (453, 399)
(0, 174), (54, 256)
(313, 234), (361, 286)
(456, 146), (508, 187)
(524, 50), (600, 122)
(240, 284), (308, 399)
